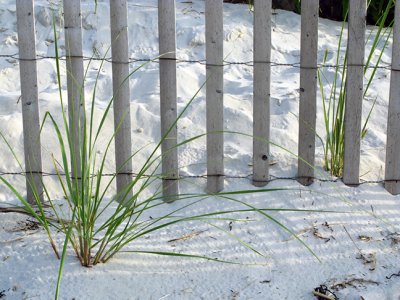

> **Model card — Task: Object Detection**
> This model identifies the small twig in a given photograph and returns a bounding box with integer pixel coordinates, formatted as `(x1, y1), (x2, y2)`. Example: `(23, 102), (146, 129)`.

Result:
(343, 226), (362, 253)
(0, 206), (70, 224)
(0, 207), (32, 216)
(330, 278), (380, 290)
(386, 271), (400, 280)
(167, 230), (207, 243)
(0, 231), (38, 244)
(343, 226), (376, 270)
(312, 226), (331, 242)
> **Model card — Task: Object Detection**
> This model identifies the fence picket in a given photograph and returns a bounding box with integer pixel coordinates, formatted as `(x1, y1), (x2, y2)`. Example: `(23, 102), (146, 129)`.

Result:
(385, 0), (400, 195)
(63, 0), (85, 178)
(110, 0), (133, 199)
(253, 0), (272, 187)
(343, 0), (366, 186)
(205, 0), (224, 193)
(16, 0), (43, 204)
(158, 0), (179, 202)
(298, 0), (319, 186)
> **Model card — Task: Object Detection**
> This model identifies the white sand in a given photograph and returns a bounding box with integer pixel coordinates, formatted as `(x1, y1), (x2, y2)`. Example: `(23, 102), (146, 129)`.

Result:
(0, 1), (399, 299)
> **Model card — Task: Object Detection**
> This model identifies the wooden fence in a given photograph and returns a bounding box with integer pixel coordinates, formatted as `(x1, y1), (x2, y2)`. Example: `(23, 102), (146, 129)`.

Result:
(14, 0), (400, 204)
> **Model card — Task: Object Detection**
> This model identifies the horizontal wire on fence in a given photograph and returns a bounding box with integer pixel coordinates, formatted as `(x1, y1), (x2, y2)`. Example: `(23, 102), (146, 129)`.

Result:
(0, 53), (394, 70)
(0, 170), (390, 185)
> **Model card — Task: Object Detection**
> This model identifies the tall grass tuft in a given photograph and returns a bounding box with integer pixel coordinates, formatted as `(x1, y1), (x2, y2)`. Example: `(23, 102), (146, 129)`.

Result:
(317, 0), (393, 177)
(0, 45), (335, 296)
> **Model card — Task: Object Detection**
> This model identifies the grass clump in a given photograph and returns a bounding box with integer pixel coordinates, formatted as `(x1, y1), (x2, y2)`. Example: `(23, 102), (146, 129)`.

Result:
(317, 0), (393, 177)
(0, 55), (333, 296)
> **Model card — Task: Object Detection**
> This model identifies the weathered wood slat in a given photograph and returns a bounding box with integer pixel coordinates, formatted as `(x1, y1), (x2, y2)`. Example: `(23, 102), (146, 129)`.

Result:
(63, 0), (85, 178)
(158, 0), (179, 202)
(385, 0), (400, 194)
(205, 0), (224, 193)
(298, 0), (319, 186)
(16, 0), (43, 204)
(110, 0), (133, 200)
(252, 0), (272, 187)
(343, 0), (366, 185)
